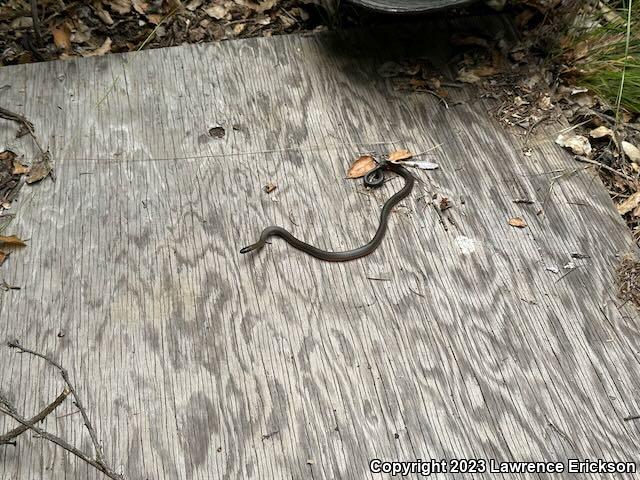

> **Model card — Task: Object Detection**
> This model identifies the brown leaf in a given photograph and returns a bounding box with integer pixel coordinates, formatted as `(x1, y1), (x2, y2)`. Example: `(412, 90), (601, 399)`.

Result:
(388, 149), (413, 162)
(589, 126), (614, 139)
(93, 1), (114, 25)
(51, 23), (72, 50)
(105, 0), (132, 14)
(0, 150), (17, 162)
(346, 155), (376, 179)
(132, 0), (149, 14)
(12, 160), (30, 175)
(263, 183), (277, 194)
(26, 154), (53, 184)
(0, 250), (7, 266)
(617, 192), (640, 216)
(0, 235), (27, 247)
(81, 38), (112, 57)
(204, 4), (228, 19)
(186, 0), (203, 10)
(508, 217), (527, 228)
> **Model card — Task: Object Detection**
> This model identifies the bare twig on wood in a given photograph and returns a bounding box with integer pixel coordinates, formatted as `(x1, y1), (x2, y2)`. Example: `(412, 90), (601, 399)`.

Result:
(0, 403), (123, 479)
(0, 388), (70, 445)
(574, 155), (638, 186)
(0, 106), (48, 161)
(3, 341), (124, 479)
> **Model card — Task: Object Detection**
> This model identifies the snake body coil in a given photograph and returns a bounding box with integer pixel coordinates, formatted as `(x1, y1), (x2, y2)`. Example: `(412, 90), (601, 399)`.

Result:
(240, 161), (414, 262)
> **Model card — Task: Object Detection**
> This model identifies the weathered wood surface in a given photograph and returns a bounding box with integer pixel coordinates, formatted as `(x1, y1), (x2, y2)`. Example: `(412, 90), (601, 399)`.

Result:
(0, 17), (639, 479)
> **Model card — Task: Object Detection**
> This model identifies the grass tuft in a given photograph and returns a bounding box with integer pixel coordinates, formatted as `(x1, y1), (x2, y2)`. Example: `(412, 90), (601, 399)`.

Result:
(565, 1), (639, 115)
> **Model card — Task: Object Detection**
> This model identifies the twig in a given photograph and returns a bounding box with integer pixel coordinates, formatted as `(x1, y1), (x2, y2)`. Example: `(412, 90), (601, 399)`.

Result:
(7, 341), (106, 465)
(0, 107), (35, 138)
(30, 0), (43, 45)
(0, 404), (123, 479)
(574, 155), (638, 186)
(0, 388), (70, 445)
(0, 106), (46, 155)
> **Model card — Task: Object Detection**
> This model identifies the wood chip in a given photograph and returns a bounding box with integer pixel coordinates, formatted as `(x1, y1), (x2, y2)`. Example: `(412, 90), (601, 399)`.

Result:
(346, 155), (376, 179)
(508, 217), (527, 228)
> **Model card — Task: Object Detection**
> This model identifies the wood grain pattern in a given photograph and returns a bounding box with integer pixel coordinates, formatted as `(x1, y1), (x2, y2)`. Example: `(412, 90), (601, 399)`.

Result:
(0, 17), (639, 479)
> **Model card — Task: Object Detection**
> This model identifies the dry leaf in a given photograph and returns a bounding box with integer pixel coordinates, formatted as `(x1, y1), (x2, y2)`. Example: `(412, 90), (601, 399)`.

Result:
(0, 235), (27, 247)
(186, 0), (203, 10)
(204, 4), (228, 19)
(0, 250), (7, 266)
(388, 149), (413, 162)
(26, 154), (53, 184)
(12, 160), (30, 175)
(622, 141), (640, 163)
(0, 150), (17, 162)
(263, 183), (277, 194)
(132, 0), (149, 14)
(508, 217), (527, 228)
(471, 65), (498, 77)
(457, 68), (481, 84)
(617, 192), (640, 216)
(105, 0), (132, 14)
(555, 133), (592, 157)
(589, 126), (614, 139)
(146, 13), (163, 24)
(51, 23), (72, 50)
(93, 1), (114, 25)
(235, 0), (277, 13)
(347, 155), (376, 179)
(82, 38), (112, 57)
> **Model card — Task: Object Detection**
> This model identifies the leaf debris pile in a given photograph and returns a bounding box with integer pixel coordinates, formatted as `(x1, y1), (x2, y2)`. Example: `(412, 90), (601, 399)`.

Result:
(0, 0), (327, 64)
(617, 256), (640, 309)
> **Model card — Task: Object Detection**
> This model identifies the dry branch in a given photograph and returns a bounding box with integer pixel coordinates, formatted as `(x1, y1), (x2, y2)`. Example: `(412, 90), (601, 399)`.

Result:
(1, 341), (124, 479)
(0, 387), (70, 445)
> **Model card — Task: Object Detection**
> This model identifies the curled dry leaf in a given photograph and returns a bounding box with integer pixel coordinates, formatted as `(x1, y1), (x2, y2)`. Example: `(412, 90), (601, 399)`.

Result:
(82, 38), (112, 57)
(263, 183), (277, 194)
(622, 141), (640, 163)
(508, 217), (527, 228)
(51, 23), (72, 50)
(26, 154), (53, 184)
(0, 235), (27, 247)
(589, 126), (614, 139)
(12, 160), (30, 175)
(0, 150), (17, 162)
(388, 149), (413, 162)
(204, 4), (228, 19)
(105, 0), (132, 14)
(347, 155), (376, 179)
(555, 133), (592, 157)
(617, 192), (640, 216)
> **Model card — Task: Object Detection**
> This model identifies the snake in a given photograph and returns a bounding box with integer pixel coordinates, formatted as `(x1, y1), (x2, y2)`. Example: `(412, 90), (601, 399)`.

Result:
(240, 160), (415, 262)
